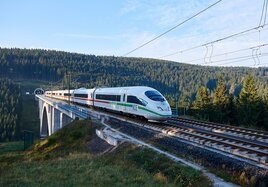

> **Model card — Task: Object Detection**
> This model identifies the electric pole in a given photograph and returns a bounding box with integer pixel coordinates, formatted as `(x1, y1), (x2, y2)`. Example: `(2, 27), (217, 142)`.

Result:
(67, 72), (71, 105)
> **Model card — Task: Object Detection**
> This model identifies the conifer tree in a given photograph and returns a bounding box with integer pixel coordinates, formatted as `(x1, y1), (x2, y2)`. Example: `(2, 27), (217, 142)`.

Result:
(237, 74), (260, 127)
(225, 94), (237, 124)
(195, 86), (211, 120)
(213, 77), (228, 122)
(0, 79), (22, 141)
(262, 86), (268, 129)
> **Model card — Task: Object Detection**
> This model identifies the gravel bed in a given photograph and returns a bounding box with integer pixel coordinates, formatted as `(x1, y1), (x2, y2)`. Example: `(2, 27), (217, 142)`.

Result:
(106, 118), (268, 186)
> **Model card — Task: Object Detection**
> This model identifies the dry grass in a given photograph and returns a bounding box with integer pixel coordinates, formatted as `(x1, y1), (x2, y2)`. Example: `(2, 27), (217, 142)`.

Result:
(0, 119), (211, 187)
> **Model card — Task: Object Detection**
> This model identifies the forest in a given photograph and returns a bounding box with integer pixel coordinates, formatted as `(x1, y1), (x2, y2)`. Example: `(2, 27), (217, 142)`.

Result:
(0, 79), (22, 141)
(1, 47), (268, 99)
(190, 75), (268, 130)
(0, 47), (268, 133)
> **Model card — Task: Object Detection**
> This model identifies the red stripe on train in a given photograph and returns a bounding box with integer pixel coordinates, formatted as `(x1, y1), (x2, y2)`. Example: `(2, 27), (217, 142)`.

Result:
(49, 95), (110, 104)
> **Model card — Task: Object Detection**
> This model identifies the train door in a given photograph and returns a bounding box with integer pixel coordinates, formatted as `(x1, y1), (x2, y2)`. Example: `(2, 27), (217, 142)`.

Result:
(122, 89), (127, 112)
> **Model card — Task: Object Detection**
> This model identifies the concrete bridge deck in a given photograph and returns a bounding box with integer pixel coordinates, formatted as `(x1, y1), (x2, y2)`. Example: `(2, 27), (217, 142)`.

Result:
(36, 95), (91, 137)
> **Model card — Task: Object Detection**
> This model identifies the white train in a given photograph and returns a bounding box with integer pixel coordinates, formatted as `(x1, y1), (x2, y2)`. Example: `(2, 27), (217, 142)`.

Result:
(45, 86), (172, 121)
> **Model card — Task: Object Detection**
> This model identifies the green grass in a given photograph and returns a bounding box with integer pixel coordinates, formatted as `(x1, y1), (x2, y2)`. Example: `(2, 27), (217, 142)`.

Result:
(27, 119), (93, 160)
(14, 79), (49, 93)
(0, 120), (211, 186)
(0, 141), (24, 154)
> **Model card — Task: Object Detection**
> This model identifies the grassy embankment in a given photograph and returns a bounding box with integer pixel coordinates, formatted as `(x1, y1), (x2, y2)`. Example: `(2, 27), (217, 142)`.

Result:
(0, 119), (211, 186)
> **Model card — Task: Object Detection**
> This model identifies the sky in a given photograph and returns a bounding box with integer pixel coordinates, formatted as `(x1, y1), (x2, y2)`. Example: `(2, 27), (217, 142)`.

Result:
(1, 0), (268, 67)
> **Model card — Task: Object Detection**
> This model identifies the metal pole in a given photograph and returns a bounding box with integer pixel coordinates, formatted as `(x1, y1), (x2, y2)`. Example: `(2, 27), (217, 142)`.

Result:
(68, 73), (70, 105)
(175, 84), (178, 116)
(50, 82), (53, 95)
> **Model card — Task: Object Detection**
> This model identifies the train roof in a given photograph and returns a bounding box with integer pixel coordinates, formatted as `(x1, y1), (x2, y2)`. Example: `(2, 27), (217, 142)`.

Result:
(46, 86), (162, 96)
(95, 86), (159, 96)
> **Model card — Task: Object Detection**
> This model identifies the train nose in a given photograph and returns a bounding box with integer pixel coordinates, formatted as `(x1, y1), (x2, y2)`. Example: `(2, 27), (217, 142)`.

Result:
(157, 106), (170, 111)
(156, 101), (171, 112)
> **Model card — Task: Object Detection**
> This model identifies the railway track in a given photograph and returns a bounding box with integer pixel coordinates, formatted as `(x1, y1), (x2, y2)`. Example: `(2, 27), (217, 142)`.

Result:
(158, 122), (268, 165)
(55, 100), (268, 166)
(102, 114), (268, 166)
(170, 117), (268, 144)
(90, 109), (268, 165)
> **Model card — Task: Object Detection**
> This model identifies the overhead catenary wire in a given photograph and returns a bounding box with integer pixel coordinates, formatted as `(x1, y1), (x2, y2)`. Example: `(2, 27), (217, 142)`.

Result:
(265, 0), (268, 25)
(259, 0), (268, 27)
(218, 54), (268, 67)
(212, 0), (268, 67)
(159, 23), (268, 59)
(122, 0), (222, 57)
(259, 0), (266, 26)
(179, 43), (268, 64)
(204, 52), (268, 66)
(201, 54), (268, 67)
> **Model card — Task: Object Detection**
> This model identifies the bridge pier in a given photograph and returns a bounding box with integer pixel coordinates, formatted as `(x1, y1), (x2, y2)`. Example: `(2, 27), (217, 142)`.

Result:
(52, 108), (61, 133)
(61, 113), (72, 128)
(38, 98), (73, 138)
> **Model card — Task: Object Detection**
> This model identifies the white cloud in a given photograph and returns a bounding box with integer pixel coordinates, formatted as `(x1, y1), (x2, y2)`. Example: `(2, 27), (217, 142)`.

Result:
(120, 0), (139, 15)
(29, 45), (59, 51)
(120, 0), (268, 67)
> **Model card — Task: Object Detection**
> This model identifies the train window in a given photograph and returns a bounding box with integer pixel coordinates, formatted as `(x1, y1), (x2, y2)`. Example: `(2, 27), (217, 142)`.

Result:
(74, 93), (88, 98)
(64, 93), (71, 96)
(127, 95), (145, 106)
(52, 93), (55, 95)
(96, 94), (121, 101)
(145, 90), (165, 102)
(123, 94), (126, 102)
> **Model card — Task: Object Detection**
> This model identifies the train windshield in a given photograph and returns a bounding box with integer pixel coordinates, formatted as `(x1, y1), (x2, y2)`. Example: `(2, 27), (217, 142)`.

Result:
(145, 90), (165, 102)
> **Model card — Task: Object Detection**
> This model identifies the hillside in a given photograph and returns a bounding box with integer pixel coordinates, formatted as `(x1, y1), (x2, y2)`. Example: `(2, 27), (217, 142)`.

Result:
(1, 48), (267, 130)
(1, 47), (268, 100)
(0, 79), (22, 141)
(0, 119), (211, 186)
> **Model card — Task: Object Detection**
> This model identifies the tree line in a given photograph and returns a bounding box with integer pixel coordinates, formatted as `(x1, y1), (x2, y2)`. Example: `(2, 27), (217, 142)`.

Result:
(0, 47), (268, 130)
(0, 79), (22, 141)
(187, 75), (268, 130)
(1, 47), (268, 100)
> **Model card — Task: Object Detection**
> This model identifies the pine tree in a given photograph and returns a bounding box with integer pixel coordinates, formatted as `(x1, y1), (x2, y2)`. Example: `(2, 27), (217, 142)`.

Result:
(179, 94), (191, 115)
(0, 79), (22, 141)
(262, 86), (268, 129)
(237, 74), (261, 127)
(225, 94), (237, 124)
(213, 77), (228, 123)
(195, 86), (211, 120)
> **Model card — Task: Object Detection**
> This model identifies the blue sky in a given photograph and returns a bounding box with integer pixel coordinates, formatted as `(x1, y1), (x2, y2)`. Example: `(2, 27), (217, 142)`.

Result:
(1, 0), (268, 67)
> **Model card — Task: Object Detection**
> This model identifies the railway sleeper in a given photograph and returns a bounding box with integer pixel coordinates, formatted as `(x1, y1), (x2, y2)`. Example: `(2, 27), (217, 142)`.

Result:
(204, 141), (212, 146)
(223, 146), (232, 152)
(219, 146), (227, 151)
(244, 153), (259, 160)
(180, 134), (189, 139)
(211, 143), (219, 148)
(161, 129), (169, 134)
(258, 156), (267, 164)
(155, 122), (268, 164)
(171, 129), (267, 164)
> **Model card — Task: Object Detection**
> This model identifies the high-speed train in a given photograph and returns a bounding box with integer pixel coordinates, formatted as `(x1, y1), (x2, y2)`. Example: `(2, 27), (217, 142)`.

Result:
(45, 86), (172, 121)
